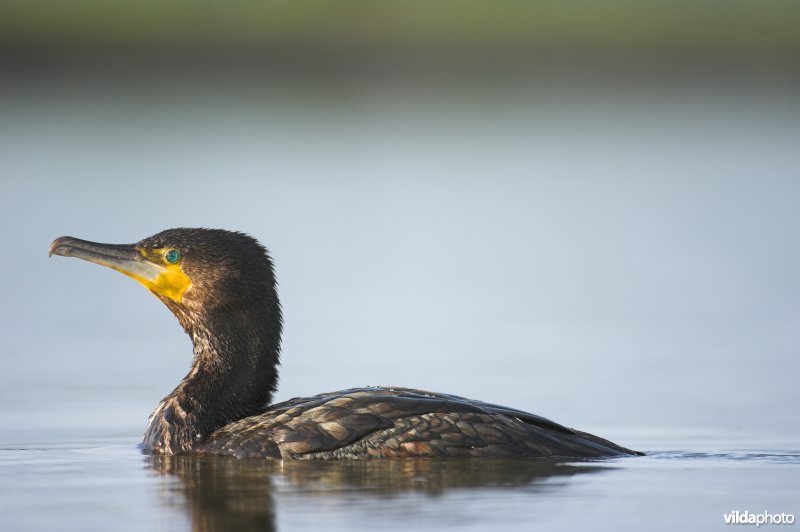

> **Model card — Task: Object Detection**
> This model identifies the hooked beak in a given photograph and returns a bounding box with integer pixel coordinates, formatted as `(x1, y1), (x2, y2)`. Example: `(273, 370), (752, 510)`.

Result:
(49, 236), (190, 303)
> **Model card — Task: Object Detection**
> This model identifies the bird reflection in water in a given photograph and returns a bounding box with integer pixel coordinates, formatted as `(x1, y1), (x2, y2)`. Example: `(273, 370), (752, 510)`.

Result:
(146, 454), (278, 532)
(145, 454), (609, 531)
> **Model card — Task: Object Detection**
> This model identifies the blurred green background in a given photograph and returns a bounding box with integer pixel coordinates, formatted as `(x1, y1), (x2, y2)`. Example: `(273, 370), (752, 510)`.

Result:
(2, 1), (799, 79)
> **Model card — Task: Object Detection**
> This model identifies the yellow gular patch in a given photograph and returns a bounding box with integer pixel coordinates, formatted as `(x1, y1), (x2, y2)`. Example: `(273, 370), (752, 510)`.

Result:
(148, 263), (192, 303)
(144, 247), (192, 303)
(115, 247), (193, 303)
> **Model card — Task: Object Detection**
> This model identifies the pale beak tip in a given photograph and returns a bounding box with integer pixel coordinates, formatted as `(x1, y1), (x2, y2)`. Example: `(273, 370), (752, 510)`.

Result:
(49, 236), (73, 258)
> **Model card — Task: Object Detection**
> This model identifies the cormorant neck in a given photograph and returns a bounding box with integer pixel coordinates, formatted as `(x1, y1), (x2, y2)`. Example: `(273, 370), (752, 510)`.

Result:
(143, 301), (282, 454)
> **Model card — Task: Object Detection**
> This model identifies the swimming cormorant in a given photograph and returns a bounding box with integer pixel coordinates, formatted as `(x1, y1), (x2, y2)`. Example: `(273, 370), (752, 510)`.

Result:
(49, 228), (640, 459)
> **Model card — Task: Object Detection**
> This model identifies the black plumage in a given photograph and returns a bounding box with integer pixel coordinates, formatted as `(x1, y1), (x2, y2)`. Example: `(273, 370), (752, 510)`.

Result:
(50, 228), (641, 459)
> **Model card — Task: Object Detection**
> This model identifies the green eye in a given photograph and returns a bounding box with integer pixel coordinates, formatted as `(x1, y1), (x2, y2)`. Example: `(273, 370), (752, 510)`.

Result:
(164, 249), (181, 264)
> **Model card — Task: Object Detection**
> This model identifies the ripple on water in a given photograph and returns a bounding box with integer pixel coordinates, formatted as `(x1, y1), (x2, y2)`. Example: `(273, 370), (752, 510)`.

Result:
(644, 450), (800, 464)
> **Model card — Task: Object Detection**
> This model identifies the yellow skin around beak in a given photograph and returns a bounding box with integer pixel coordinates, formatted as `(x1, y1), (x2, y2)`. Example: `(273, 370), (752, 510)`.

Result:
(49, 236), (192, 303)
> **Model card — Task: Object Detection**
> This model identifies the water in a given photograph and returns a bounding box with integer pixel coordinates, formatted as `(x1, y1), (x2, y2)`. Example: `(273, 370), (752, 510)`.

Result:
(1, 444), (798, 531)
(1, 77), (799, 530)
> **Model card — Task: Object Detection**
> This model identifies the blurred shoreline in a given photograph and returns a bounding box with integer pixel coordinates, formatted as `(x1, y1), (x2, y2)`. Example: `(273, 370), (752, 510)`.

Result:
(2, 1), (798, 86)
(3, 53), (798, 96)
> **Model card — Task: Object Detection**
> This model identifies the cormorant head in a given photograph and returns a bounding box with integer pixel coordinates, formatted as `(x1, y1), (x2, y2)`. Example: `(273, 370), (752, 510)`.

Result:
(52, 229), (284, 450)
(49, 228), (281, 329)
